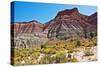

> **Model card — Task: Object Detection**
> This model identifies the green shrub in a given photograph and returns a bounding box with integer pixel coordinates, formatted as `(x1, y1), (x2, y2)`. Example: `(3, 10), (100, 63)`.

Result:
(39, 55), (53, 64)
(70, 57), (78, 62)
(41, 47), (56, 54)
(84, 50), (94, 56)
(54, 51), (68, 63)
(76, 40), (81, 47)
(12, 48), (40, 65)
(39, 51), (68, 64)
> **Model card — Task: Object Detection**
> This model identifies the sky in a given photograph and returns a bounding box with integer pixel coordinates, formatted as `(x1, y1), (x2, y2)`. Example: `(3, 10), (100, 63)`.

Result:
(11, 1), (97, 24)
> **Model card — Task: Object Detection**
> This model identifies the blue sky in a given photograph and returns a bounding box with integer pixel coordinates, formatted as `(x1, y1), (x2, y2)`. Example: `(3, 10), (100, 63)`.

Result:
(11, 1), (97, 24)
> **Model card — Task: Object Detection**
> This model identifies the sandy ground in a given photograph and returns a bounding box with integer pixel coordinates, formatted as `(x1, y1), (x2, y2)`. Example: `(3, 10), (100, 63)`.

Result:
(66, 46), (97, 62)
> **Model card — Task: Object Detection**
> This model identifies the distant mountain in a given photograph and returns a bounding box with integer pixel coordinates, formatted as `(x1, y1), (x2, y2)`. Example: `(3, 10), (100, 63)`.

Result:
(11, 20), (43, 34)
(11, 8), (97, 40)
(44, 8), (97, 39)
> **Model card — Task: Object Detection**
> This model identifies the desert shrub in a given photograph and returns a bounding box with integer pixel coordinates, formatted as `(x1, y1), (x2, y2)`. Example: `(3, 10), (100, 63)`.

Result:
(41, 45), (46, 49)
(91, 37), (97, 46)
(70, 57), (78, 62)
(65, 43), (76, 50)
(90, 32), (94, 38)
(84, 48), (94, 56)
(41, 47), (56, 54)
(67, 50), (76, 53)
(39, 55), (54, 64)
(34, 47), (41, 52)
(54, 51), (68, 63)
(89, 32), (97, 38)
(39, 51), (68, 64)
(76, 40), (81, 47)
(80, 38), (94, 47)
(84, 51), (94, 56)
(12, 48), (40, 65)
(65, 38), (78, 50)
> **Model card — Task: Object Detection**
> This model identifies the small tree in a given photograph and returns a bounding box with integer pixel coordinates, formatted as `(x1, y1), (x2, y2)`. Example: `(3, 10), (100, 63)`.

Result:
(90, 32), (94, 38)
(41, 45), (46, 49)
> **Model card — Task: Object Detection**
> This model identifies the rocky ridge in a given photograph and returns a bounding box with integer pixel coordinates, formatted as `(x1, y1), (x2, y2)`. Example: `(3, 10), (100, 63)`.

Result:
(11, 8), (97, 48)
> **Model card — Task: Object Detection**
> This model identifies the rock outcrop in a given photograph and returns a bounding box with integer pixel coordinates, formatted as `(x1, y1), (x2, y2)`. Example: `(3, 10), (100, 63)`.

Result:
(11, 20), (43, 34)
